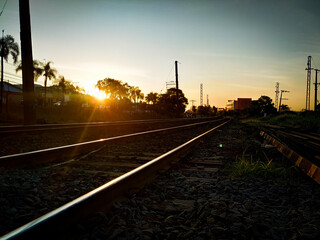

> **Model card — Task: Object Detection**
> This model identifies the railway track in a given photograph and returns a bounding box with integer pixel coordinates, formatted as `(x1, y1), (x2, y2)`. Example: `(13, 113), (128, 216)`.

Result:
(0, 119), (229, 239)
(0, 117), (218, 157)
(0, 118), (205, 134)
(260, 125), (320, 184)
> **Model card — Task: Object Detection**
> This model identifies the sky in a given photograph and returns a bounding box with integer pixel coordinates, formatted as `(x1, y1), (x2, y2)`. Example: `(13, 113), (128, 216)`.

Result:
(1, 0), (320, 110)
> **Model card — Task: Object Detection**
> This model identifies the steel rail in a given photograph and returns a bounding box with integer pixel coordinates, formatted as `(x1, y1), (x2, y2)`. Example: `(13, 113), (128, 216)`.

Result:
(0, 118), (225, 169)
(0, 118), (215, 134)
(0, 120), (230, 240)
(260, 130), (320, 184)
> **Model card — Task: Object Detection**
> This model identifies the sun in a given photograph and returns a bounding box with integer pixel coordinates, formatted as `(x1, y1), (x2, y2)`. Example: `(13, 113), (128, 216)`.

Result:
(87, 87), (107, 100)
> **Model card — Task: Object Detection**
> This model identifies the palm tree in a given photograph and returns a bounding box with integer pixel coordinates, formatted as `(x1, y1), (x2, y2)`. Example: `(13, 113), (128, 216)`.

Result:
(16, 60), (43, 81)
(0, 34), (19, 113)
(146, 92), (159, 104)
(41, 61), (57, 104)
(57, 75), (66, 103)
(129, 86), (144, 103)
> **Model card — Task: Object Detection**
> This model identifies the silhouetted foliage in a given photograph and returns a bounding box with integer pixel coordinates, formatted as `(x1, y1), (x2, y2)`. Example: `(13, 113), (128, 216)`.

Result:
(96, 78), (129, 100)
(145, 92), (159, 104)
(156, 88), (188, 116)
(249, 96), (276, 115)
(40, 61), (57, 104)
(129, 86), (144, 103)
(1, 34), (19, 112)
(280, 104), (290, 112)
(16, 60), (43, 81)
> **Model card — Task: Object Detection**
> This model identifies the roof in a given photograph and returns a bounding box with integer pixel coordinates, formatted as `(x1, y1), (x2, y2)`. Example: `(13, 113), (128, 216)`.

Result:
(1, 82), (22, 93)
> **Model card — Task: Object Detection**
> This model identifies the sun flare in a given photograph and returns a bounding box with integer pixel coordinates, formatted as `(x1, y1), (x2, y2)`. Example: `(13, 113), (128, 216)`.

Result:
(87, 87), (107, 100)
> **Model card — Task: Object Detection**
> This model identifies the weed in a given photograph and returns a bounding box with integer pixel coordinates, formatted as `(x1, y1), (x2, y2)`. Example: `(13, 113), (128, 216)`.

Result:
(226, 147), (299, 181)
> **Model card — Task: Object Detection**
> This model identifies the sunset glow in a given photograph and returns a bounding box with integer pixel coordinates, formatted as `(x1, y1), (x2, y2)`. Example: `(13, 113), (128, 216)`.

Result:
(87, 87), (107, 101)
(1, 0), (320, 111)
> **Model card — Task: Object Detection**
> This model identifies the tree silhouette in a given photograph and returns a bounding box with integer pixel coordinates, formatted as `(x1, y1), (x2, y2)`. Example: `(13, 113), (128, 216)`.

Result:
(41, 61), (57, 104)
(280, 104), (290, 112)
(145, 92), (159, 104)
(0, 34), (19, 112)
(96, 78), (129, 100)
(16, 59), (43, 81)
(157, 88), (188, 116)
(129, 86), (144, 103)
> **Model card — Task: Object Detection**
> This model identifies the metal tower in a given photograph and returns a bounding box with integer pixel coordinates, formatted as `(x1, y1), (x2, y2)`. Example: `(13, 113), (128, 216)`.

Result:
(200, 83), (203, 106)
(306, 56), (312, 110)
(315, 69), (319, 111)
(275, 82), (279, 110)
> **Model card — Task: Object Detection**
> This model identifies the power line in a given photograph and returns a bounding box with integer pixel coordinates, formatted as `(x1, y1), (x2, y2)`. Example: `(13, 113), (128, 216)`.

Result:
(4, 71), (22, 79)
(0, 0), (8, 17)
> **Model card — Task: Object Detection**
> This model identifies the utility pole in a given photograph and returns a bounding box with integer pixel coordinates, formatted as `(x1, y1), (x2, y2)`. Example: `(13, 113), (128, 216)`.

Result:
(175, 61), (178, 90)
(275, 82), (279, 110)
(200, 83), (203, 106)
(315, 69), (319, 111)
(279, 90), (289, 112)
(207, 94), (209, 106)
(0, 30), (4, 113)
(306, 56), (312, 111)
(174, 60), (179, 107)
(19, 0), (35, 124)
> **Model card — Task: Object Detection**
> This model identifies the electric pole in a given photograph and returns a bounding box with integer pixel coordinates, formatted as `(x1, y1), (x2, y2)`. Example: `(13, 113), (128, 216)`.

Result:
(279, 90), (289, 112)
(175, 60), (178, 90)
(207, 94), (209, 106)
(19, 0), (35, 124)
(275, 82), (279, 110)
(306, 56), (312, 110)
(175, 60), (179, 107)
(315, 69), (319, 111)
(200, 83), (203, 106)
(0, 30), (4, 113)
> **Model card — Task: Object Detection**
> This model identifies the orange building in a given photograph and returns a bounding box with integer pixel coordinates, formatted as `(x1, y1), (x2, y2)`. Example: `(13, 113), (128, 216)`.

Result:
(237, 98), (252, 110)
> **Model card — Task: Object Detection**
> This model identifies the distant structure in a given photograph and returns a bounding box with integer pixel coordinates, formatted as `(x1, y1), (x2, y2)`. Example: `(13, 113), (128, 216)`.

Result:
(275, 82), (279, 110)
(190, 100), (196, 107)
(226, 98), (252, 111)
(306, 56), (312, 110)
(207, 94), (209, 106)
(279, 90), (290, 112)
(314, 69), (319, 111)
(200, 83), (203, 106)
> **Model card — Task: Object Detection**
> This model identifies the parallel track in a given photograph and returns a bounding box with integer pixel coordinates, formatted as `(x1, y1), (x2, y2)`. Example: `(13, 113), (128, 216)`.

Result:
(0, 118), (212, 135)
(260, 125), (320, 184)
(0, 119), (229, 239)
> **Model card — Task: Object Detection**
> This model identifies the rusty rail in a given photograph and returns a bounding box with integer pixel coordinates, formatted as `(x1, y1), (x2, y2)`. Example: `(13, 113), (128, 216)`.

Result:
(260, 130), (320, 184)
(0, 120), (230, 240)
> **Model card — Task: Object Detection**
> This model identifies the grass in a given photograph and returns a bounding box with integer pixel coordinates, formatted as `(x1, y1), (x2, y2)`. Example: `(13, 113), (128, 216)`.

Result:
(244, 112), (320, 133)
(226, 147), (299, 181)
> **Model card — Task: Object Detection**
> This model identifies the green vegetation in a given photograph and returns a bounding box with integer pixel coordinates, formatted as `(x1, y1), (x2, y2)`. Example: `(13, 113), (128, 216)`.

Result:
(227, 147), (299, 181)
(246, 112), (320, 133)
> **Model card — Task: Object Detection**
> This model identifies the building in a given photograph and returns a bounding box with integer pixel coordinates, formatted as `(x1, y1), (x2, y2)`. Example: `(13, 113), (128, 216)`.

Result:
(0, 81), (23, 105)
(226, 98), (252, 111)
(226, 100), (236, 111)
(237, 98), (252, 110)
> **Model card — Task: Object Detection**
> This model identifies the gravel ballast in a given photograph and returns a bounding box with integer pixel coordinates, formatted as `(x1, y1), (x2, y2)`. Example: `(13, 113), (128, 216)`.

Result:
(68, 121), (320, 240)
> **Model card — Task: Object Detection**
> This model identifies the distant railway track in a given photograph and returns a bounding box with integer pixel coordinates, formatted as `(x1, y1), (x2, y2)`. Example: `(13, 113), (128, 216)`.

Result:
(0, 119), (229, 239)
(260, 125), (320, 184)
(0, 118), (204, 134)
(0, 118), (224, 169)
(0, 117), (219, 157)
